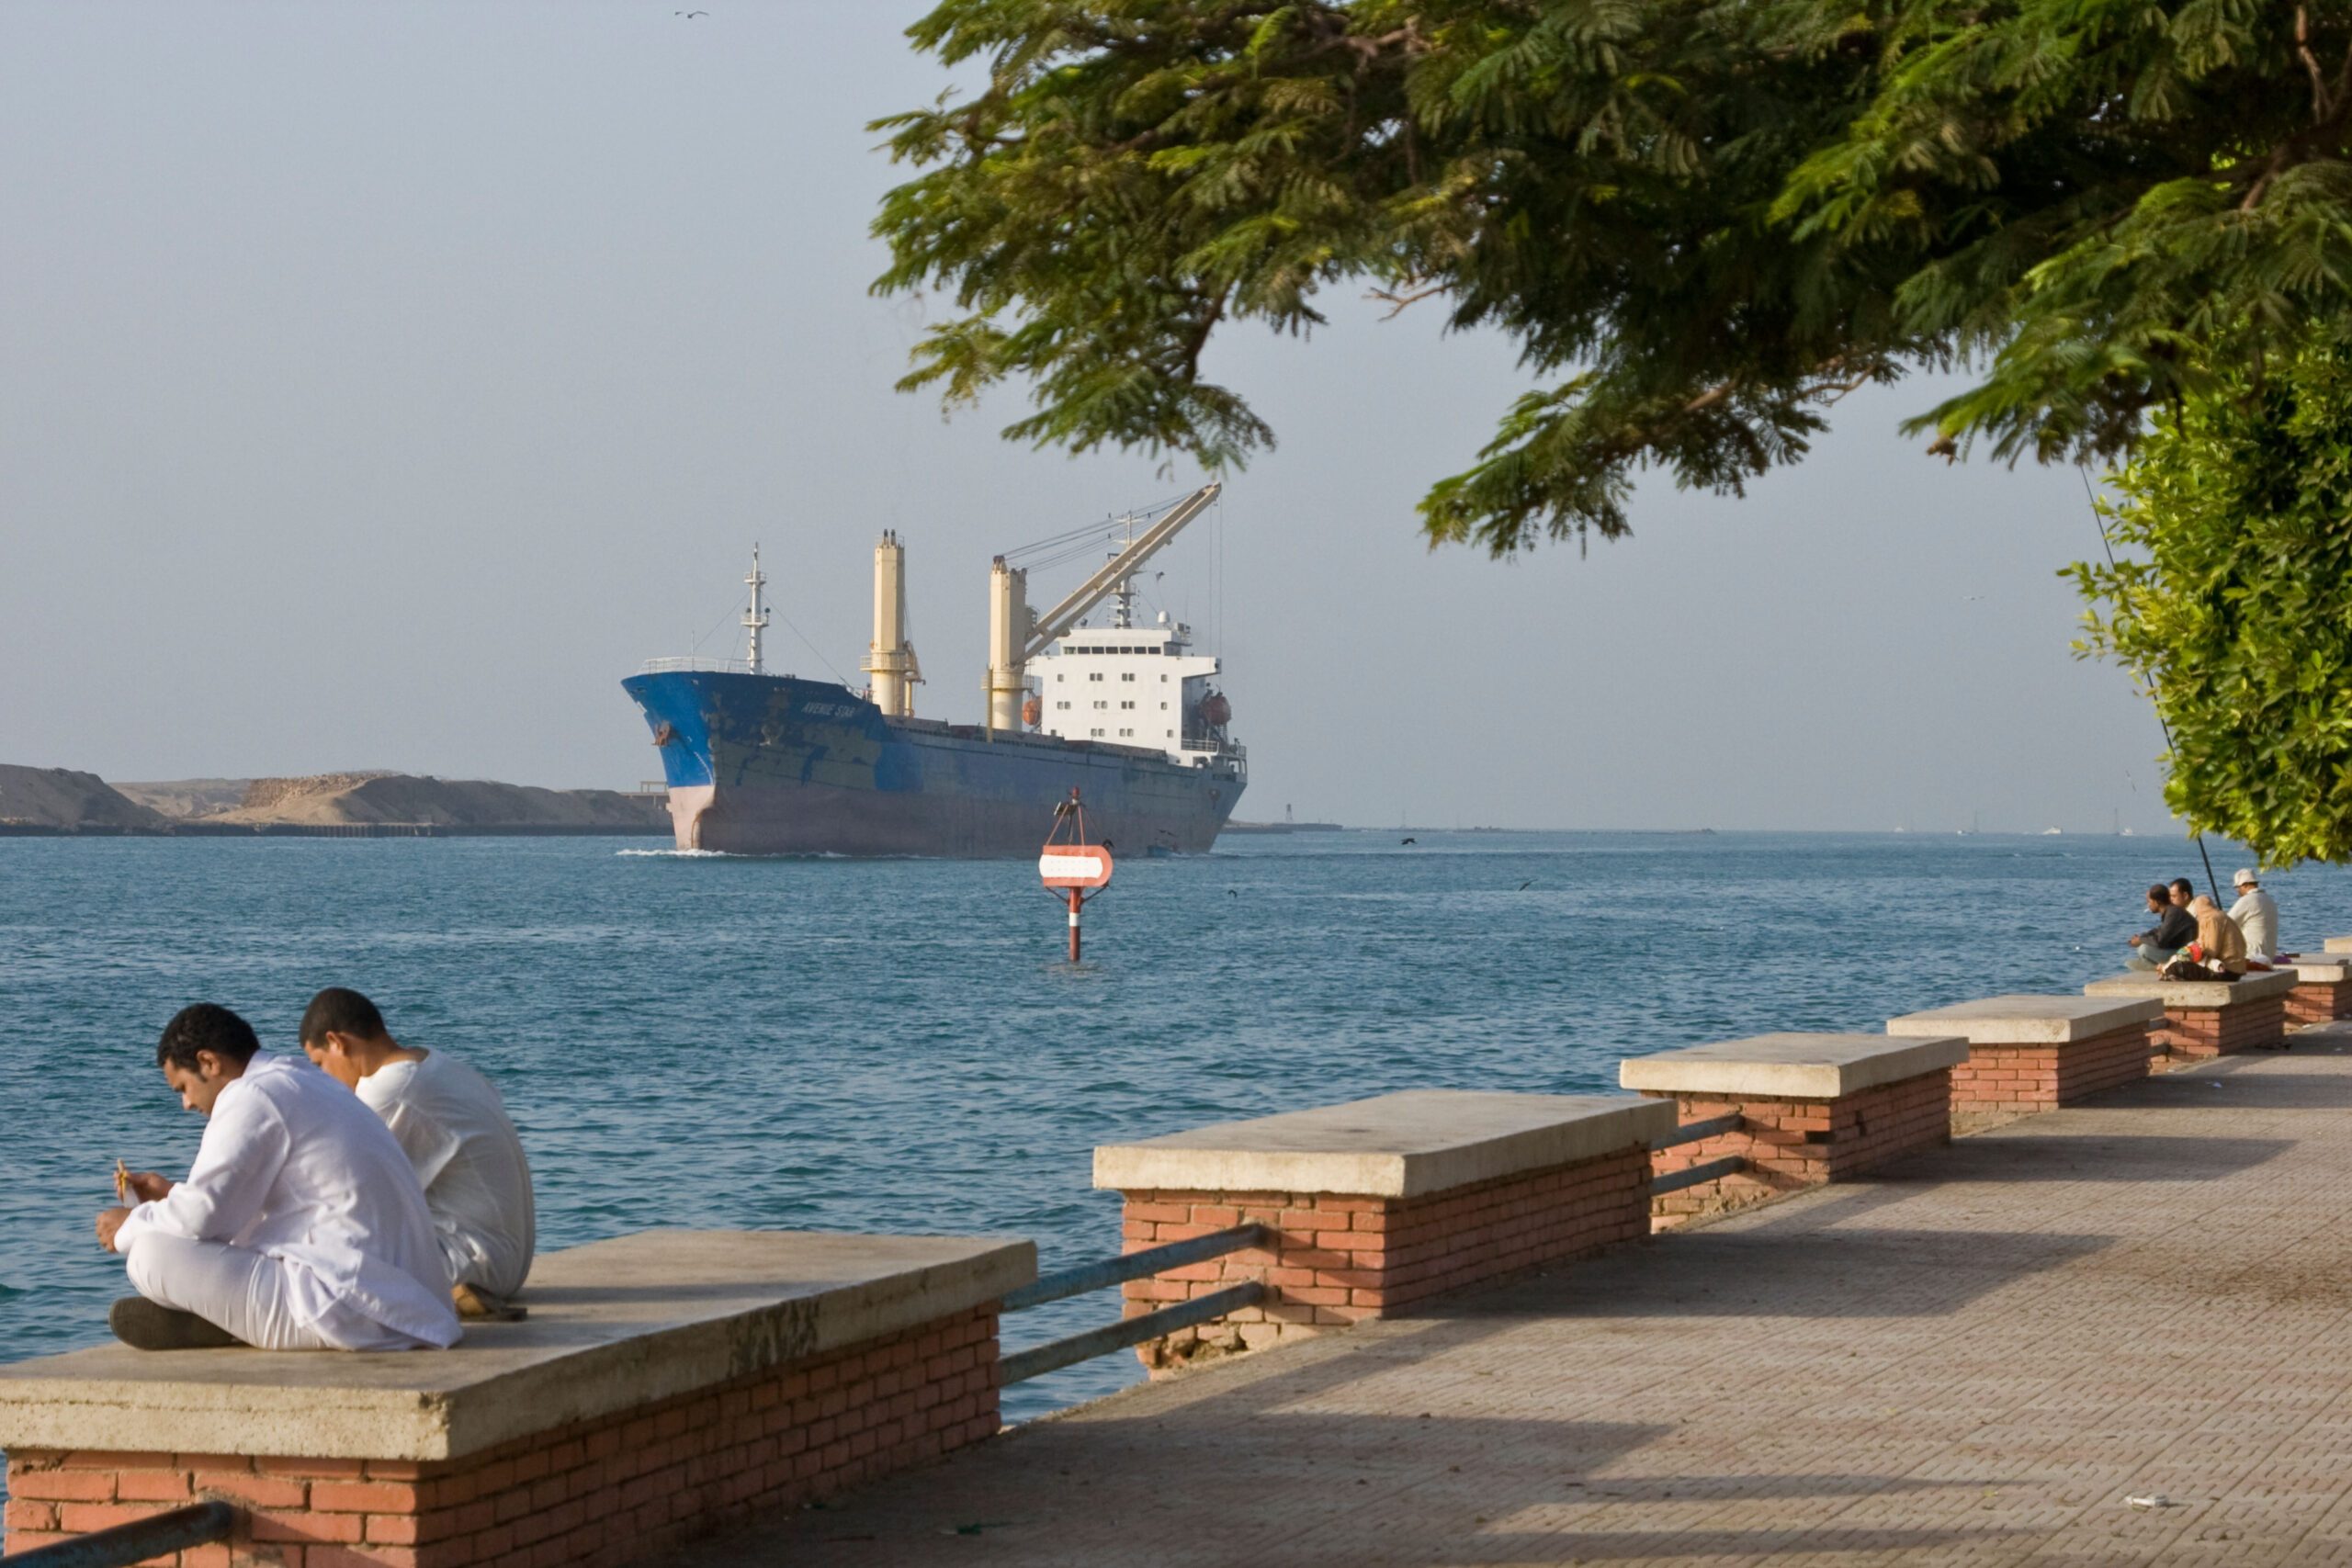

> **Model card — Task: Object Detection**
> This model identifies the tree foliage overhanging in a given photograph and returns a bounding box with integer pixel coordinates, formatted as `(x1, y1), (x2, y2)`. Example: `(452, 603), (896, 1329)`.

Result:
(2072, 344), (2352, 868)
(870, 0), (2352, 555)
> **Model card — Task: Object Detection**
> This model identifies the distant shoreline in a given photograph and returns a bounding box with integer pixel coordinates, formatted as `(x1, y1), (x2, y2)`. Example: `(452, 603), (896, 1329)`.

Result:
(0, 764), (670, 837)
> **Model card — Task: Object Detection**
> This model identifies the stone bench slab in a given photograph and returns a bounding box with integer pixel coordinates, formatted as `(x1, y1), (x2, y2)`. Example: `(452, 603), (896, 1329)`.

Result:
(1886, 995), (2161, 1044)
(1620, 1033), (1967, 1101)
(2325, 937), (2352, 954)
(2276, 955), (2352, 980)
(0, 1229), (1032, 1463)
(1092, 1089), (1673, 1200)
(2084, 969), (2298, 1007)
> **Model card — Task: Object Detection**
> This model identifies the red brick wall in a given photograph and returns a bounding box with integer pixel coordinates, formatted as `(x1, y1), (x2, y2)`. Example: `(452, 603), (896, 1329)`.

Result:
(1116, 1145), (1651, 1371)
(1644, 1069), (1952, 1226)
(1950, 1022), (2153, 1114)
(2287, 979), (2352, 1027)
(3, 1305), (999, 1568)
(2162, 998), (2286, 1060)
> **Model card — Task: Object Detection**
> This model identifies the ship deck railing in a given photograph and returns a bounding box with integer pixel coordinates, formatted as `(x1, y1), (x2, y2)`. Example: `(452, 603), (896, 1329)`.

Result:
(637, 656), (753, 675)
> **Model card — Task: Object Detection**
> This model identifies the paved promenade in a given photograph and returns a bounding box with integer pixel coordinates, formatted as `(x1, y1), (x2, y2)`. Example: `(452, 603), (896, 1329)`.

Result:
(675, 1030), (2352, 1567)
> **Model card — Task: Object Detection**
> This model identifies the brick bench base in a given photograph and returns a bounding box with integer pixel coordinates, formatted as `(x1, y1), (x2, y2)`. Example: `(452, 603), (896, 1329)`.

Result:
(2163, 998), (2287, 1060)
(2288, 979), (2352, 1027)
(1118, 1145), (1650, 1371)
(1950, 1023), (2153, 1116)
(1645, 1069), (1952, 1226)
(4, 1307), (999, 1568)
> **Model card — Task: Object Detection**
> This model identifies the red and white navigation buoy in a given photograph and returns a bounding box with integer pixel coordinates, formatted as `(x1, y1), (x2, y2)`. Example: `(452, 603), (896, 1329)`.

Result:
(1038, 788), (1113, 961)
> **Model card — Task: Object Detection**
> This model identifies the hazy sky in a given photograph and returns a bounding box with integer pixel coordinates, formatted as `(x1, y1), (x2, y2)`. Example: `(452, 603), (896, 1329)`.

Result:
(0, 4), (2179, 832)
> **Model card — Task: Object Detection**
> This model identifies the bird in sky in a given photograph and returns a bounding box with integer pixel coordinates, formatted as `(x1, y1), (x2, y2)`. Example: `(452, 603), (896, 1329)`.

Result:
(1401, 837), (1417, 846)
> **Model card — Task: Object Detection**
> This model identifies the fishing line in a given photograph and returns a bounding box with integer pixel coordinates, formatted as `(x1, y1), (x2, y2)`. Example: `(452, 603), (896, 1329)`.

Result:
(2080, 467), (2223, 901)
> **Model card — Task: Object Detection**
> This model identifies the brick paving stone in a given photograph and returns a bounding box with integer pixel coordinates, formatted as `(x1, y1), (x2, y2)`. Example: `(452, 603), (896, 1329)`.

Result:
(661, 1028), (2352, 1568)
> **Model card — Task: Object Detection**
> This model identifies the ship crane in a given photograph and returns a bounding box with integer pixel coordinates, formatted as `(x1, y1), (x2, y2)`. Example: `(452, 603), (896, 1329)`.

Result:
(985, 481), (1220, 734)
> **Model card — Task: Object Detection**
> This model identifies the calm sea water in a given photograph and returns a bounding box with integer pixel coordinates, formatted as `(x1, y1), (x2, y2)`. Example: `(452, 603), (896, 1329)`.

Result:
(2, 829), (2343, 1439)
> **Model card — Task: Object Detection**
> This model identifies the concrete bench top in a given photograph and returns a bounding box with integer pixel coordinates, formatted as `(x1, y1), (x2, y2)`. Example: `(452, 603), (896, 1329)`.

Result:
(1091, 1089), (1674, 1200)
(2084, 968), (2299, 1007)
(1619, 1032), (1967, 1100)
(2276, 954), (2352, 980)
(1886, 994), (2162, 1043)
(0, 1229), (1032, 1464)
(2325, 937), (2352, 954)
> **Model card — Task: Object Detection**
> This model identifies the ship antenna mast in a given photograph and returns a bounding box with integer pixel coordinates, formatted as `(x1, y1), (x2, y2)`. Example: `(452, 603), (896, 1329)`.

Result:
(1111, 512), (1138, 629)
(742, 544), (770, 676)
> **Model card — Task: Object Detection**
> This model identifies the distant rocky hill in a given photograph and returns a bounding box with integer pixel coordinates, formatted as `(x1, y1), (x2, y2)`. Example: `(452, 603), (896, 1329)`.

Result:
(113, 778), (253, 819)
(4, 767), (668, 835)
(0, 766), (171, 831)
(209, 773), (667, 831)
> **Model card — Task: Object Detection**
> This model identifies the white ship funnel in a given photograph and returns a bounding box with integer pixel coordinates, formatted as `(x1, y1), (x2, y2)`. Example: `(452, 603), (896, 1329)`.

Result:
(863, 532), (921, 717)
(986, 558), (1031, 734)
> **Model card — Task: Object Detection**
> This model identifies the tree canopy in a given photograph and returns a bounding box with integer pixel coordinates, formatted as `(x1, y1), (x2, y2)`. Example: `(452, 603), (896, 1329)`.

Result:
(2072, 344), (2352, 867)
(871, 0), (2352, 555)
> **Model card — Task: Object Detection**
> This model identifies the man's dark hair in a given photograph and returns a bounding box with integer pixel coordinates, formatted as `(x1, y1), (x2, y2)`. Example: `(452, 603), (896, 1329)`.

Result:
(156, 1003), (262, 1072)
(2146, 884), (2170, 904)
(300, 987), (387, 1046)
(2170, 877), (2196, 897)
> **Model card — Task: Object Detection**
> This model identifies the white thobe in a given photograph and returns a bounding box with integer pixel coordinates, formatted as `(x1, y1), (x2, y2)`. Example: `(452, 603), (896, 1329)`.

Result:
(114, 1054), (461, 1350)
(2231, 888), (2279, 960)
(358, 1053), (537, 1298)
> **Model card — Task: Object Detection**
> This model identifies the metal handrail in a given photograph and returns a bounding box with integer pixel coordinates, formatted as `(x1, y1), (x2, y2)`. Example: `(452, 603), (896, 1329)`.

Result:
(2, 1502), (236, 1568)
(1004, 1224), (1266, 1312)
(999, 1224), (1269, 1384)
(1652, 1113), (1743, 1150)
(1002, 1282), (1265, 1385)
(1650, 1156), (1747, 1196)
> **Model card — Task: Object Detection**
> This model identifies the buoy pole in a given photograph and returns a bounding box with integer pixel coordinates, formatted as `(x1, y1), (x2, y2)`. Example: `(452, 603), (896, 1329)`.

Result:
(1068, 887), (1082, 963)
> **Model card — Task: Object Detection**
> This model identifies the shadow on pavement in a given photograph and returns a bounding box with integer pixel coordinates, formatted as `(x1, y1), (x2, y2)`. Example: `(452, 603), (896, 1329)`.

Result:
(1935, 1134), (2292, 1182)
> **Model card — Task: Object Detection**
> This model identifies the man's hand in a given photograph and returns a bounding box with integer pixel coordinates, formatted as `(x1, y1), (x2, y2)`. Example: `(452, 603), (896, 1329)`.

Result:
(124, 1171), (171, 1203)
(2128, 934), (2143, 947)
(96, 1207), (131, 1253)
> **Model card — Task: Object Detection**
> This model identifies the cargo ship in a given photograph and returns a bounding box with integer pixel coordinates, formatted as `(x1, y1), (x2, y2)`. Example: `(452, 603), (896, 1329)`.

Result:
(623, 485), (1246, 855)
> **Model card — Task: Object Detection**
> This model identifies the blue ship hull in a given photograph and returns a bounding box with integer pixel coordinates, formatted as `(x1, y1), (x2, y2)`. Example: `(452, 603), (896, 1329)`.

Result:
(622, 671), (1246, 856)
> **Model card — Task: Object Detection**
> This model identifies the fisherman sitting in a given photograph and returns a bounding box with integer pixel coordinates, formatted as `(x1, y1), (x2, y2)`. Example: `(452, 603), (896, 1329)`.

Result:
(2230, 869), (2280, 962)
(98, 1003), (460, 1351)
(300, 987), (536, 1319)
(2188, 895), (2251, 976)
(2125, 883), (2197, 971)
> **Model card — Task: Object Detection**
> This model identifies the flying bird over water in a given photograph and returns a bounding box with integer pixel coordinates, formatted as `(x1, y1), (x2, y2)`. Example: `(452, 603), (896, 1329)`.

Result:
(1401, 837), (1417, 846)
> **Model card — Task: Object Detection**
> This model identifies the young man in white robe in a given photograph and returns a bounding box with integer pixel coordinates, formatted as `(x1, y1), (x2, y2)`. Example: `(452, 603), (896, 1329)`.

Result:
(300, 987), (536, 1318)
(96, 1003), (461, 1352)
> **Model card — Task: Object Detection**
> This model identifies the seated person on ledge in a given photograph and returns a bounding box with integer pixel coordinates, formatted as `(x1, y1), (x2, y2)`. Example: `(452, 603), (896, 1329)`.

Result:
(2230, 868), (2279, 963)
(2125, 883), (2198, 971)
(98, 1003), (461, 1352)
(300, 987), (536, 1320)
(2188, 895), (2251, 976)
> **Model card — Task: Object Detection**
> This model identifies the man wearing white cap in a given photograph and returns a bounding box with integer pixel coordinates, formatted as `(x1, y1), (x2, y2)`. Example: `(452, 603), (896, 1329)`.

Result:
(2230, 869), (2278, 962)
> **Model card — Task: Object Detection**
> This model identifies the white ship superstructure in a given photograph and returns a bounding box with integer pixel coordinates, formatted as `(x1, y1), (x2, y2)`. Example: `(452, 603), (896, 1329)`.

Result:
(1029, 615), (1228, 762)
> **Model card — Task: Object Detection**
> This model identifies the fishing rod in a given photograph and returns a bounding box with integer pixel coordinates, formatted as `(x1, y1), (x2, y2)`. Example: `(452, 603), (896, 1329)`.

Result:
(2079, 468), (2225, 904)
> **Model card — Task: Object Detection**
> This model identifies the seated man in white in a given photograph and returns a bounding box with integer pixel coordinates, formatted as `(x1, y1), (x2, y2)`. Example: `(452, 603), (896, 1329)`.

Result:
(98, 1002), (460, 1352)
(300, 987), (536, 1317)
